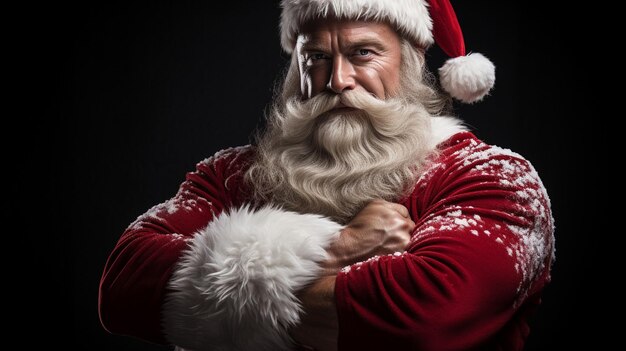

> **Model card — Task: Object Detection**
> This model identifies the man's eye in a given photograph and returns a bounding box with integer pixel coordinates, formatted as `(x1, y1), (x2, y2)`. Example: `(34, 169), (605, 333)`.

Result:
(310, 53), (327, 60)
(357, 49), (370, 56)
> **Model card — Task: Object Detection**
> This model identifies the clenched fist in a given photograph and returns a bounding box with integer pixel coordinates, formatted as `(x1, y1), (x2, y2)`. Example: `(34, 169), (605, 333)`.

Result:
(291, 200), (414, 350)
(325, 199), (414, 271)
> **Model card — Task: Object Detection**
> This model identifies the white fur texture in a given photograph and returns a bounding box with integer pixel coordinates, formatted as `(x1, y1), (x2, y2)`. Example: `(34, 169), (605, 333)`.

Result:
(280, 0), (433, 53)
(429, 115), (468, 149)
(438, 53), (496, 103)
(162, 205), (342, 351)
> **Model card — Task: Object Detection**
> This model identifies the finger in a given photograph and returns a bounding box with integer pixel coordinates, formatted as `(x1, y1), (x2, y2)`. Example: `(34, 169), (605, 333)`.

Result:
(405, 216), (415, 227)
(386, 202), (410, 218)
(391, 216), (415, 233)
(401, 217), (415, 231)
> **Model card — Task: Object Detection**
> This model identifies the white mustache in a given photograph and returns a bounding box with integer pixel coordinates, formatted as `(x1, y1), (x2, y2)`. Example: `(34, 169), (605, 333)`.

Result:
(290, 90), (400, 121)
(278, 89), (423, 143)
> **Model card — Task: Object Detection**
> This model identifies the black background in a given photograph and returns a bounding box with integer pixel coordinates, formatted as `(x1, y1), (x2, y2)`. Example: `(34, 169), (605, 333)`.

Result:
(36, 0), (605, 349)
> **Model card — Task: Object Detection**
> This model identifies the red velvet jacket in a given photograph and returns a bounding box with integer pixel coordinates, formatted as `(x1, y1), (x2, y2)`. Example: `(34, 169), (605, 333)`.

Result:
(99, 132), (554, 350)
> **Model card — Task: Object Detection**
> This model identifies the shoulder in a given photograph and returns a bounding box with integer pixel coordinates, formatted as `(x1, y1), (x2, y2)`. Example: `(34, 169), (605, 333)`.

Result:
(182, 145), (257, 198)
(198, 145), (256, 166)
(416, 131), (554, 242)
(411, 131), (555, 300)
(196, 145), (256, 175)
(422, 131), (546, 190)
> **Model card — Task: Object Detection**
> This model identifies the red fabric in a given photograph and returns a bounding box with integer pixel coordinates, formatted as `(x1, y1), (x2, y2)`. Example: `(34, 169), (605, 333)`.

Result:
(428, 0), (466, 57)
(98, 147), (254, 344)
(335, 132), (554, 350)
(98, 133), (554, 349)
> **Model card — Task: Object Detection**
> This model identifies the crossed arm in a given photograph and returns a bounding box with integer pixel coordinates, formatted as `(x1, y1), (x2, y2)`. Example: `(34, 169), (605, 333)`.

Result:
(292, 199), (414, 351)
(100, 139), (554, 350)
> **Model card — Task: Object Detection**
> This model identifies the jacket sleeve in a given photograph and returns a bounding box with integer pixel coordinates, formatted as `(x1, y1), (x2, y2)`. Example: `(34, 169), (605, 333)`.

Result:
(335, 136), (555, 350)
(99, 146), (343, 350)
(98, 147), (251, 344)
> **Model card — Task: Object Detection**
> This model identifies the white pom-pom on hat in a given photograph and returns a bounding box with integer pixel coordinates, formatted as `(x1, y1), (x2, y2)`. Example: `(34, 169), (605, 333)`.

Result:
(428, 0), (495, 103)
(439, 53), (495, 103)
(279, 0), (496, 104)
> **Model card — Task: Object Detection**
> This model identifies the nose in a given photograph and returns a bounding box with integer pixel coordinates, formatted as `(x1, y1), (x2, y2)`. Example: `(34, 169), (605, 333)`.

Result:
(326, 56), (356, 94)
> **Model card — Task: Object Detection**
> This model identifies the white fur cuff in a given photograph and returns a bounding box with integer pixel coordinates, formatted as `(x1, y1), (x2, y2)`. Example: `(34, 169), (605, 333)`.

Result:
(163, 205), (342, 351)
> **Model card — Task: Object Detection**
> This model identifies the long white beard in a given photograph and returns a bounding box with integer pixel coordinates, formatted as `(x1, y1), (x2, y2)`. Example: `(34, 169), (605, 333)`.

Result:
(246, 89), (435, 223)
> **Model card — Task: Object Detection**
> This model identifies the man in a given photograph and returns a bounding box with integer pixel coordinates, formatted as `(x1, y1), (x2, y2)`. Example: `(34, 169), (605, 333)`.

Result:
(99, 0), (554, 350)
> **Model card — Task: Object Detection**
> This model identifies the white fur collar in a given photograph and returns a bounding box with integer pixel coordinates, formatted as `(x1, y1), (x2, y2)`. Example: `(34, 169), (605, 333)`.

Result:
(429, 116), (468, 149)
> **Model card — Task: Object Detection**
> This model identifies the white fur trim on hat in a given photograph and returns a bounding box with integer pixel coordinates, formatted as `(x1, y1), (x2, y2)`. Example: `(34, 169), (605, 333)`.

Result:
(163, 205), (342, 351)
(280, 0), (433, 54)
(439, 53), (496, 103)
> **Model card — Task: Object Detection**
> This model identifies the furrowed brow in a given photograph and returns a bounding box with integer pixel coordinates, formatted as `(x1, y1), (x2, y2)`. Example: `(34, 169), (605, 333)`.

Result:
(300, 37), (388, 53)
(301, 41), (328, 53)
(344, 39), (387, 52)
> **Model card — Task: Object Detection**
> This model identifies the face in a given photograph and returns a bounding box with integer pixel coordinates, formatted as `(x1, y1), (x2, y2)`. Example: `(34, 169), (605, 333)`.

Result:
(295, 18), (403, 100)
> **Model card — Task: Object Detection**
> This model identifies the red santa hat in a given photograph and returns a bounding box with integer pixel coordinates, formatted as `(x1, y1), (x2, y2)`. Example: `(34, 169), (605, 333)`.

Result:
(280, 0), (495, 103)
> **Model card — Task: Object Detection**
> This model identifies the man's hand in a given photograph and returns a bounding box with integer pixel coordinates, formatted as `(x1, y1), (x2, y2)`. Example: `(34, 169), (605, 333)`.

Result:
(326, 199), (414, 271)
(291, 200), (414, 350)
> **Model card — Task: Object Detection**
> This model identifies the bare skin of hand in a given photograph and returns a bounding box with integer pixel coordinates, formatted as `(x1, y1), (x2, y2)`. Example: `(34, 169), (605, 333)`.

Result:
(326, 199), (415, 270)
(291, 199), (415, 351)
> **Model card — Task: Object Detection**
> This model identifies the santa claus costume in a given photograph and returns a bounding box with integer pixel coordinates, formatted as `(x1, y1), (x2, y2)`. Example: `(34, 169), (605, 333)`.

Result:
(99, 1), (554, 350)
